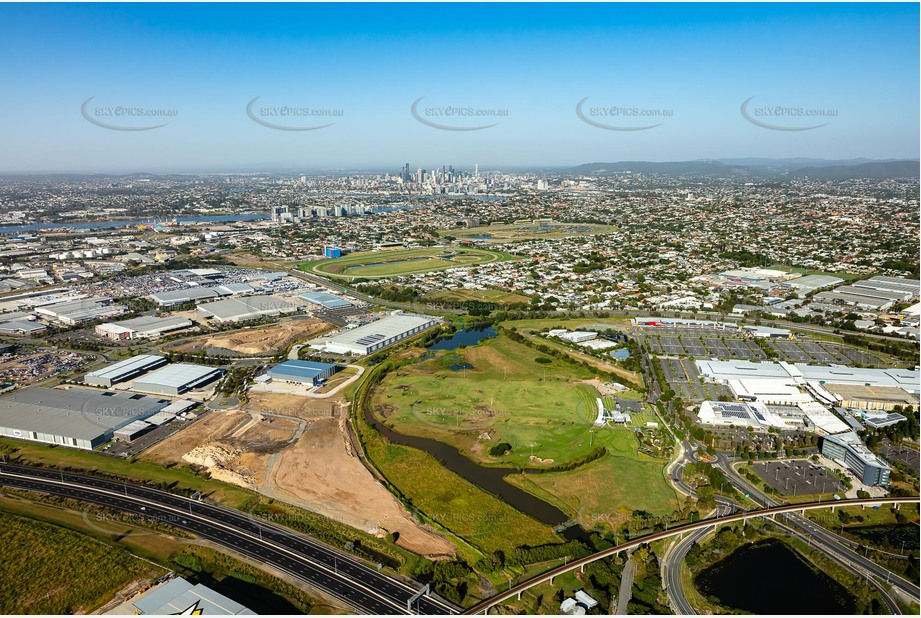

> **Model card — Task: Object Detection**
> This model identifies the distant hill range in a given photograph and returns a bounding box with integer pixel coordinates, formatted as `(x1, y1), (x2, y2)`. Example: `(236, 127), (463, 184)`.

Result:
(569, 159), (919, 179)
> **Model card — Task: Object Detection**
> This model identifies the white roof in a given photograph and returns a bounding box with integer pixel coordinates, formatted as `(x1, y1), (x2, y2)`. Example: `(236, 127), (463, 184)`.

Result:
(85, 355), (166, 382)
(133, 364), (221, 389)
(800, 402), (850, 434)
(728, 379), (813, 404)
(321, 313), (437, 350)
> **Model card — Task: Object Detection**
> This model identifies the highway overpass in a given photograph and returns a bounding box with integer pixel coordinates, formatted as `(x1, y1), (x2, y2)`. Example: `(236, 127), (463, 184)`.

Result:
(463, 496), (920, 615)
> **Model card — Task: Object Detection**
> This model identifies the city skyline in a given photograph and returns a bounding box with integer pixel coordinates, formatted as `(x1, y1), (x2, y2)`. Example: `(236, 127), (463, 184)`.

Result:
(0, 3), (918, 172)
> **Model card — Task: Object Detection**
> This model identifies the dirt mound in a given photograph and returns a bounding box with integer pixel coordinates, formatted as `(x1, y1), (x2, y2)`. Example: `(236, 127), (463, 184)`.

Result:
(169, 319), (331, 355)
(183, 445), (254, 488)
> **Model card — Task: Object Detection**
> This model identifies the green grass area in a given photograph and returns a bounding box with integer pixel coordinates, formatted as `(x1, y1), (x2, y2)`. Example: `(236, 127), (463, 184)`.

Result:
(0, 438), (425, 577)
(301, 246), (512, 280)
(506, 439), (679, 531)
(0, 492), (344, 615)
(369, 332), (675, 534)
(0, 508), (165, 614)
(359, 420), (561, 556)
(513, 328), (644, 388)
(422, 288), (530, 305)
(0, 438), (255, 507)
(373, 335), (605, 467)
(440, 221), (617, 242)
(0, 490), (191, 564)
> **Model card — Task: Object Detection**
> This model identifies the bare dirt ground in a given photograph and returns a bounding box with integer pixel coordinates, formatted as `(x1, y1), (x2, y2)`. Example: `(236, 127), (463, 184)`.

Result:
(246, 392), (340, 418)
(142, 396), (455, 558)
(223, 253), (295, 270)
(263, 416), (456, 558)
(142, 411), (250, 466)
(142, 410), (302, 489)
(167, 319), (331, 355)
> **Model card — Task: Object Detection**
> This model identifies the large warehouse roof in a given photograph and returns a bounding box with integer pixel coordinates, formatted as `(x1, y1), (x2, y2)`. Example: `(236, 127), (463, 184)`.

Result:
(310, 312), (439, 355)
(133, 577), (254, 615)
(197, 295), (297, 321)
(797, 366), (921, 392)
(337, 314), (431, 346)
(132, 364), (223, 391)
(105, 315), (191, 332)
(84, 354), (167, 386)
(696, 359), (792, 380)
(269, 360), (337, 381)
(697, 359), (920, 393)
(0, 387), (168, 441)
(299, 292), (354, 308)
(319, 313), (437, 353)
(149, 287), (223, 306)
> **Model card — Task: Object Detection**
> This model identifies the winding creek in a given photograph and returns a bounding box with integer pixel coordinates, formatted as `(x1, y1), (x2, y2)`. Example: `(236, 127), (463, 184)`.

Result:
(364, 326), (590, 540)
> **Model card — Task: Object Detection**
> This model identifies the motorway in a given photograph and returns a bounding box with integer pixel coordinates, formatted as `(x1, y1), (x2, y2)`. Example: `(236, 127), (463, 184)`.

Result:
(0, 463), (457, 615)
(714, 453), (920, 603)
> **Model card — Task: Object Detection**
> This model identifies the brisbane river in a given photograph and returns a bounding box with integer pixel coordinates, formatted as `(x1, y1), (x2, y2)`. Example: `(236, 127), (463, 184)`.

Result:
(0, 213), (269, 234)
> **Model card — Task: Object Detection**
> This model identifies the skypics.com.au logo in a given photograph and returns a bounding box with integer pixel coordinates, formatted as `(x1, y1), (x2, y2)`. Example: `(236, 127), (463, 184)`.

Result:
(740, 96), (837, 131)
(411, 97), (508, 131)
(576, 97), (673, 131)
(246, 97), (343, 131)
(81, 97), (178, 131)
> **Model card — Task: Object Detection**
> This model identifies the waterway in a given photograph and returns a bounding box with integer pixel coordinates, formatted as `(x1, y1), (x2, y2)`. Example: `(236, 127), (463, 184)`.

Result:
(427, 326), (497, 351)
(363, 401), (588, 539)
(694, 538), (857, 614)
(365, 323), (590, 540)
(0, 213), (269, 234)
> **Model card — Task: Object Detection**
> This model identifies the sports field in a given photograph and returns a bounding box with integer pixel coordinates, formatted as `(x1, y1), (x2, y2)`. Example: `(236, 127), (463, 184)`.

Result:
(301, 246), (512, 280)
(440, 221), (617, 243)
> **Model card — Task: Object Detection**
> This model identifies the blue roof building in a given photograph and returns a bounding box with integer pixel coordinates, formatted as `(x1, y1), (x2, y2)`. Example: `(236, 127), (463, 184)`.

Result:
(268, 360), (339, 385)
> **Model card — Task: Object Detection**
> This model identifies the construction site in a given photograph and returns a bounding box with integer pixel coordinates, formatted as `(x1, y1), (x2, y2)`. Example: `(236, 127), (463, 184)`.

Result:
(165, 318), (331, 356)
(141, 390), (454, 558)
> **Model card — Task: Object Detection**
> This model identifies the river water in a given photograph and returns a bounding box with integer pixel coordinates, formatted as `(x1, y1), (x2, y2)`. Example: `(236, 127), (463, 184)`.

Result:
(0, 213), (269, 234)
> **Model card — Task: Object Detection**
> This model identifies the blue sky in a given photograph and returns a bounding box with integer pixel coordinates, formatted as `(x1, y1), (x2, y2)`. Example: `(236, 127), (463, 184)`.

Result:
(0, 3), (917, 172)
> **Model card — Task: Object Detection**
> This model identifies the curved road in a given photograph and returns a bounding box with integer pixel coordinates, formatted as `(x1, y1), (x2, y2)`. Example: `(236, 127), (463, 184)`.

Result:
(462, 496), (920, 615)
(0, 463), (457, 615)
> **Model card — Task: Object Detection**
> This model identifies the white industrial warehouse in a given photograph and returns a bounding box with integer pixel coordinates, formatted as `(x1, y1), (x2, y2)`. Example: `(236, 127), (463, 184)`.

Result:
(696, 359), (921, 394)
(310, 311), (440, 355)
(84, 355), (168, 388)
(0, 387), (170, 450)
(131, 364), (224, 396)
(95, 315), (193, 341)
(196, 295), (298, 323)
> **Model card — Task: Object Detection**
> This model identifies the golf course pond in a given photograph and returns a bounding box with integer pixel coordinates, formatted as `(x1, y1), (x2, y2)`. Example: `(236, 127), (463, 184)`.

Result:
(427, 326), (497, 351)
(694, 538), (857, 613)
